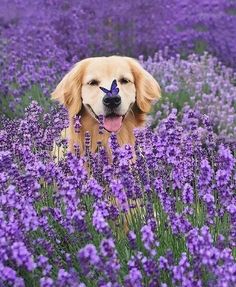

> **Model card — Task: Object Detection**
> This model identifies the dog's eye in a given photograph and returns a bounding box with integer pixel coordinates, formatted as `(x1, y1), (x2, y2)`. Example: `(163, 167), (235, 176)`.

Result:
(88, 80), (99, 86)
(120, 78), (130, 84)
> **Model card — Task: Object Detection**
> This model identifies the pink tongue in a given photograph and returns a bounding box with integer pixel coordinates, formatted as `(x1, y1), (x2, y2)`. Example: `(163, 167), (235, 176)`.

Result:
(104, 116), (123, 132)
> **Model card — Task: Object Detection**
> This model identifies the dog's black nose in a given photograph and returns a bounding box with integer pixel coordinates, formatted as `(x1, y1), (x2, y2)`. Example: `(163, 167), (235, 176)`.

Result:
(103, 95), (121, 108)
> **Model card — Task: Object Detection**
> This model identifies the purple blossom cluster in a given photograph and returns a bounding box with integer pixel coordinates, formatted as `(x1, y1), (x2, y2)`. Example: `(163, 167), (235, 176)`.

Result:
(144, 51), (236, 140)
(0, 0), (236, 114)
(0, 101), (235, 286)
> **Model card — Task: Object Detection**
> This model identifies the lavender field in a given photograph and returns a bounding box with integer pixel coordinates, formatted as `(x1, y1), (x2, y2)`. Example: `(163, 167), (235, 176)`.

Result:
(0, 1), (236, 286)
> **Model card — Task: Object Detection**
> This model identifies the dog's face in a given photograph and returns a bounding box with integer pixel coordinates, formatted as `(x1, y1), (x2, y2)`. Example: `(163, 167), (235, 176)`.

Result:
(81, 57), (136, 132)
(51, 56), (161, 132)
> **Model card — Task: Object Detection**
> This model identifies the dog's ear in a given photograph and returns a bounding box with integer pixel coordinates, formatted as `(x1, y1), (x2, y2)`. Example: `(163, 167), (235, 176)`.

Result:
(51, 59), (89, 116)
(127, 57), (161, 113)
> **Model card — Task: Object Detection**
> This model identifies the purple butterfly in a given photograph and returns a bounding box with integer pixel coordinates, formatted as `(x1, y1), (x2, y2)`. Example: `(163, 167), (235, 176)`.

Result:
(99, 79), (119, 97)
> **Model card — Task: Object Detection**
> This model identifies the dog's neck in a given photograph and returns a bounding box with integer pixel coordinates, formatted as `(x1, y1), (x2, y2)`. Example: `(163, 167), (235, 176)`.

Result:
(68, 105), (146, 154)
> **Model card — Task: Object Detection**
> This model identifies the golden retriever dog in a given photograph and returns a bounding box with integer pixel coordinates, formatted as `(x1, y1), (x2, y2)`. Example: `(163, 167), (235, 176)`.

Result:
(51, 56), (160, 155)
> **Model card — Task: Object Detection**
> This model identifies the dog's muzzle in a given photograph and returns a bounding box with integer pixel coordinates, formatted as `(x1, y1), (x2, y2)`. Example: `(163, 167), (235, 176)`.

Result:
(99, 79), (123, 132)
(103, 94), (121, 109)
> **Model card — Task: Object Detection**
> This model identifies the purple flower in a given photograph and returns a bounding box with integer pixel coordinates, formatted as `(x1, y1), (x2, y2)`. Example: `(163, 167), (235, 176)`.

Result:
(141, 224), (158, 256)
(110, 179), (128, 212)
(11, 241), (36, 271)
(182, 183), (194, 205)
(217, 145), (235, 172)
(124, 267), (143, 287)
(73, 114), (81, 133)
(198, 159), (213, 187)
(172, 253), (202, 287)
(78, 244), (100, 267)
(99, 238), (121, 282)
(93, 207), (110, 235)
(85, 178), (104, 199)
(168, 212), (192, 235)
(0, 264), (24, 286)
(40, 277), (54, 287)
(100, 238), (116, 258)
(127, 231), (137, 249)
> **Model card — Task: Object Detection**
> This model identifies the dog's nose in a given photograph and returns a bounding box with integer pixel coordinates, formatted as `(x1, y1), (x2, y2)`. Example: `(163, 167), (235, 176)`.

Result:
(103, 94), (121, 108)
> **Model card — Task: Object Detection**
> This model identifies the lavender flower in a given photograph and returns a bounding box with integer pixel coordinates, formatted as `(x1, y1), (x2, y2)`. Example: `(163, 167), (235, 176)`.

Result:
(73, 114), (81, 133)
(127, 231), (137, 249)
(78, 244), (100, 275)
(141, 224), (158, 256)
(11, 241), (36, 271)
(124, 267), (143, 287)
(182, 183), (194, 205)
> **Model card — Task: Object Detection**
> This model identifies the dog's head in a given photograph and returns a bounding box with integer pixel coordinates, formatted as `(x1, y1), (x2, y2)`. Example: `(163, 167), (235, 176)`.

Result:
(51, 56), (161, 132)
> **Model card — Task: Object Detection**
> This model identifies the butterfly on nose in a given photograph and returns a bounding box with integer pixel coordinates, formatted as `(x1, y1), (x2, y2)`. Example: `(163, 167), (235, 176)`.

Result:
(99, 79), (123, 132)
(100, 79), (121, 109)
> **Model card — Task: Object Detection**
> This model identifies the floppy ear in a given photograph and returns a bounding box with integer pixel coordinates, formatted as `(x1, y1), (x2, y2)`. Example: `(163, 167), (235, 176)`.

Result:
(126, 57), (161, 113)
(51, 59), (89, 117)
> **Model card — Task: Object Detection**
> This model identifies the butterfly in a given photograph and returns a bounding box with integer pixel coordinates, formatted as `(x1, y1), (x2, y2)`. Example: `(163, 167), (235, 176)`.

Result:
(99, 79), (119, 97)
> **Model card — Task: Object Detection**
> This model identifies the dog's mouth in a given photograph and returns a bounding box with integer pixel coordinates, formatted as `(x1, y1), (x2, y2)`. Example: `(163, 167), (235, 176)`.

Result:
(85, 104), (125, 133)
(103, 114), (124, 132)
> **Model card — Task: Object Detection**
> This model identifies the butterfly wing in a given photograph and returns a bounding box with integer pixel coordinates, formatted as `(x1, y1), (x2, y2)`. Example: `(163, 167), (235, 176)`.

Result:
(111, 80), (119, 96)
(112, 87), (119, 96)
(99, 87), (110, 94)
(111, 79), (117, 91)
